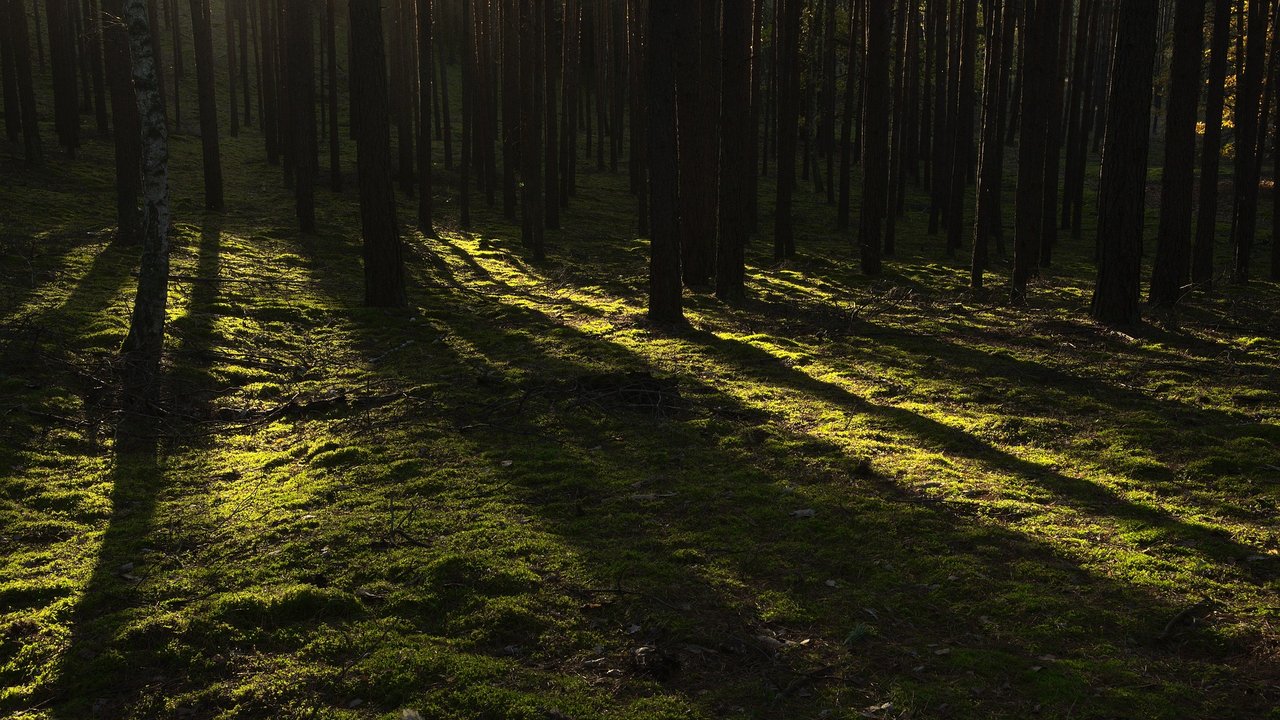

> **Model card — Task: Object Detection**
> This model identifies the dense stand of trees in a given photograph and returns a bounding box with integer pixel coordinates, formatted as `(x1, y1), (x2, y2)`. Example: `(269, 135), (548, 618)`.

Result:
(5, 0), (1280, 394)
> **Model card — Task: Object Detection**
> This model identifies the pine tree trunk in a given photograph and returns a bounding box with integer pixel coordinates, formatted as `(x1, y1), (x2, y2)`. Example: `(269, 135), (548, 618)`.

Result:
(286, 0), (314, 230)
(520, 0), (545, 258)
(647, 0), (683, 322)
(1091, 0), (1157, 326)
(6, 0), (43, 162)
(717, 0), (751, 302)
(350, 0), (406, 307)
(189, 0), (224, 210)
(544, 0), (561, 229)
(227, 0), (239, 136)
(1012, 0), (1049, 302)
(103, 0), (142, 242)
(973, 0), (1010, 289)
(835, 0), (856, 231)
(773, 0), (801, 260)
(945, 0), (977, 257)
(858, 0), (889, 275)
(88, 0), (109, 136)
(1149, 0), (1204, 307)
(416, 0), (435, 234)
(1229, 0), (1270, 284)
(0, 3), (20, 143)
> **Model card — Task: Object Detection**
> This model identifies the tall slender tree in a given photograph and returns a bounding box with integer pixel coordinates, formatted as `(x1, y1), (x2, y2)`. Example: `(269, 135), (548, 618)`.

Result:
(1229, 0), (1271, 283)
(416, 0), (436, 235)
(189, 0), (224, 210)
(647, 0), (683, 322)
(287, 0), (315, 230)
(1149, 0), (1205, 307)
(773, 0), (802, 260)
(717, 0), (752, 302)
(350, 0), (407, 307)
(858, 0), (890, 275)
(120, 0), (172, 405)
(1092, 0), (1158, 325)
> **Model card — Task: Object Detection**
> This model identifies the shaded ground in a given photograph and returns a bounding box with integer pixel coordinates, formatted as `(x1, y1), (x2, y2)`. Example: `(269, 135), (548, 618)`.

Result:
(2, 96), (1280, 720)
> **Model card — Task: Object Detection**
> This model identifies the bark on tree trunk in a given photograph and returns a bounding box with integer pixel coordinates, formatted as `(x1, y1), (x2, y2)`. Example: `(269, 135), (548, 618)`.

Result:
(1149, 0), (1205, 307)
(416, 0), (436, 234)
(350, 0), (407, 307)
(189, 0), (224, 210)
(717, 0), (751, 303)
(858, 0), (889, 275)
(120, 0), (172, 408)
(1091, 0), (1157, 326)
(647, 0), (683, 322)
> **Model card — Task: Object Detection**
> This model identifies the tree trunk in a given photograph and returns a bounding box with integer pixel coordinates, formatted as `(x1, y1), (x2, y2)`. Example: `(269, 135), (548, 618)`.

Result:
(1229, 0), (1270, 284)
(227, 0), (239, 137)
(717, 0), (751, 303)
(103, 0), (142, 242)
(520, 0), (545, 258)
(502, 0), (519, 217)
(1149, 0), (1204, 307)
(1, 0), (20, 143)
(189, 0), (224, 210)
(1091, 0), (1157, 326)
(544, 0), (561, 229)
(1012, 0), (1049, 302)
(120, 0), (172, 407)
(858, 0), (889, 275)
(286, 0), (315, 230)
(973, 0), (1010, 289)
(350, 0), (406, 307)
(47, 0), (81, 155)
(773, 0), (801, 260)
(835, 0), (856, 231)
(945, 0), (977, 257)
(647, 0), (683, 322)
(417, 0), (436, 234)
(7, 0), (43, 163)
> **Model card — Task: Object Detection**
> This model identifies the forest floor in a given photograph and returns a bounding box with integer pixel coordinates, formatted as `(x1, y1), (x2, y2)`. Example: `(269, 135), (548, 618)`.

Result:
(2, 126), (1280, 720)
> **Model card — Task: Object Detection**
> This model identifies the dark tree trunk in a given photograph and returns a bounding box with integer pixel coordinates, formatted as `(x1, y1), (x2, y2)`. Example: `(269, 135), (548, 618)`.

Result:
(647, 0), (683, 322)
(1149, 0), (1205, 307)
(560, 0), (581, 201)
(460, 0), (473, 227)
(973, 0), (1011, 289)
(858, 0), (889, 275)
(438, 39), (453, 169)
(1037, 0), (1070, 267)
(227, 0), (239, 137)
(240, 0), (251, 124)
(287, 0), (315, 230)
(944, 0), (977, 257)
(120, 0), (171, 407)
(259, 0), (279, 162)
(350, 0), (406, 308)
(416, 0), (435, 234)
(520, 0), (545, 258)
(6, 0), (42, 162)
(1091, 0), (1157, 326)
(0, 1), (19, 143)
(103, 0), (142, 242)
(835, 0), (856, 231)
(47, 0), (81, 155)
(717, 0), (752, 303)
(189, 0), (224, 210)
(502, 0), (519, 217)
(326, 0), (340, 190)
(88, 0), (109, 136)
(773, 0), (801, 260)
(1012, 0), (1050, 302)
(1229, 0), (1270, 284)
(544, 0), (561, 229)
(1061, 0), (1095, 235)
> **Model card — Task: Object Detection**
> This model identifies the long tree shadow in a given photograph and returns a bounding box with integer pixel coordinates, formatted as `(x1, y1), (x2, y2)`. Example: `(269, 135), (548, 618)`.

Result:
(50, 218), (226, 717)
(275, 219), (1277, 716)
